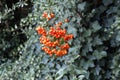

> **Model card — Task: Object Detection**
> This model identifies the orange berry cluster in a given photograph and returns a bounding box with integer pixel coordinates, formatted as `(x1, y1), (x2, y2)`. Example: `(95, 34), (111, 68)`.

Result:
(36, 12), (73, 57)
(36, 27), (46, 36)
(42, 12), (55, 20)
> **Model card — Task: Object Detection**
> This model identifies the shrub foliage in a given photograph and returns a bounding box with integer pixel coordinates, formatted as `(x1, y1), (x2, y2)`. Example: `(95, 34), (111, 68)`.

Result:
(0, 0), (120, 80)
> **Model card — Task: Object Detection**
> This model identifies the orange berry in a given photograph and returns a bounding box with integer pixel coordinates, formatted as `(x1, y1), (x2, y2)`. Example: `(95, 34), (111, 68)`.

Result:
(63, 34), (74, 41)
(50, 13), (55, 18)
(42, 12), (48, 18)
(46, 16), (51, 20)
(55, 49), (68, 57)
(54, 40), (59, 45)
(65, 18), (69, 22)
(47, 51), (52, 56)
(51, 49), (57, 53)
(42, 47), (52, 56)
(56, 50), (61, 56)
(58, 22), (62, 26)
(35, 26), (40, 31)
(55, 22), (62, 27)
(60, 43), (70, 50)
(55, 23), (61, 27)
(60, 29), (66, 37)
(42, 46), (45, 50)
(36, 27), (46, 36)
(62, 49), (67, 55)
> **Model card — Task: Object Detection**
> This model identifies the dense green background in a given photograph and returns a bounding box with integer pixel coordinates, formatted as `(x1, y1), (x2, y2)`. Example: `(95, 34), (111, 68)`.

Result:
(0, 0), (120, 80)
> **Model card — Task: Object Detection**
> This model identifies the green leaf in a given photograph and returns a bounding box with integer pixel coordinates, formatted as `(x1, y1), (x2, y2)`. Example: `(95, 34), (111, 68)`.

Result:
(78, 75), (85, 80)
(82, 60), (95, 70)
(77, 2), (86, 11)
(102, 0), (113, 6)
(116, 31), (120, 41)
(107, 7), (118, 15)
(91, 21), (101, 32)
(83, 29), (92, 37)
(92, 36), (103, 46)
(93, 50), (107, 60)
(67, 26), (77, 37)
(55, 66), (67, 80)
(95, 65), (101, 75)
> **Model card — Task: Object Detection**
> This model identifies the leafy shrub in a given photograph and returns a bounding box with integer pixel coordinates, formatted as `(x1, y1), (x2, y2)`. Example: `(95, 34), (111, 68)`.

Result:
(0, 0), (120, 80)
(0, 0), (32, 62)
